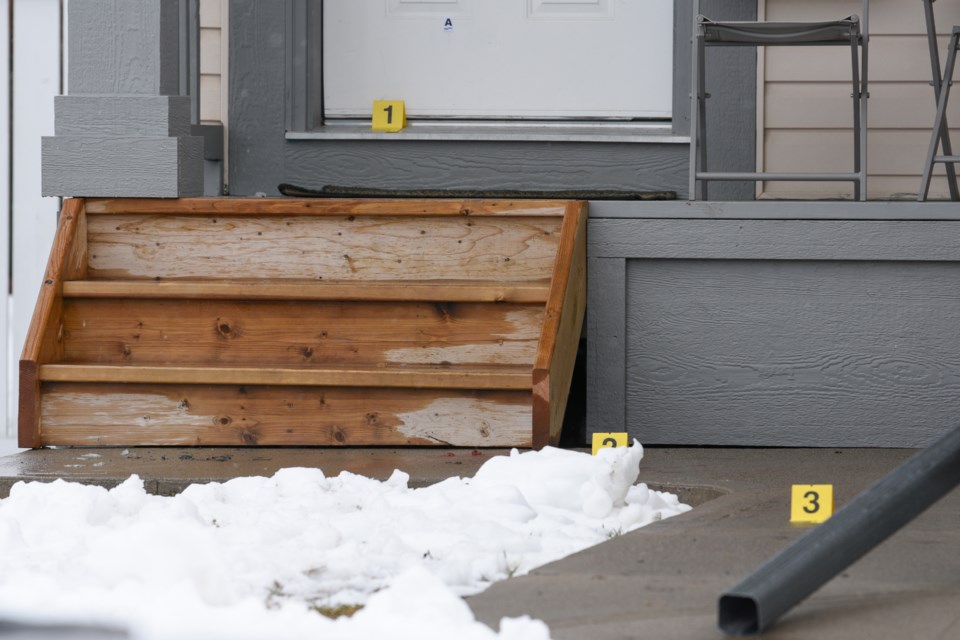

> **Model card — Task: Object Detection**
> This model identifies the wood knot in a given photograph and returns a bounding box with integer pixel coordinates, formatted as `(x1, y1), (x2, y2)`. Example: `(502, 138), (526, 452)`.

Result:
(479, 424), (491, 438)
(365, 412), (379, 425)
(333, 428), (346, 443)
(215, 318), (240, 339)
(302, 346), (315, 359)
(216, 415), (233, 427)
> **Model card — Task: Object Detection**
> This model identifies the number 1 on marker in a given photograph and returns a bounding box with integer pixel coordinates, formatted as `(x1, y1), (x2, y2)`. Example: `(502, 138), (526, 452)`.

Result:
(372, 100), (406, 132)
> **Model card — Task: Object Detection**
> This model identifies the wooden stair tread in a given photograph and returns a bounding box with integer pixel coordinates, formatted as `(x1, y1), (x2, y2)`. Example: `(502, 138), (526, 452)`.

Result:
(39, 363), (533, 390)
(62, 279), (551, 303)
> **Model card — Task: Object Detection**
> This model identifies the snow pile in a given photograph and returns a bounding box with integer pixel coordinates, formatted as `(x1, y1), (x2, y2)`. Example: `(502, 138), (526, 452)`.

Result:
(0, 442), (690, 639)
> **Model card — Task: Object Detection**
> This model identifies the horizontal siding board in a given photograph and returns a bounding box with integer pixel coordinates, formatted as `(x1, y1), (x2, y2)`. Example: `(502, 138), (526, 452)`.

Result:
(764, 129), (947, 175)
(765, 82), (948, 129)
(199, 0), (221, 28)
(588, 219), (960, 261)
(199, 28), (221, 74)
(200, 75), (221, 122)
(587, 200), (960, 220)
(765, 0), (960, 35)
(765, 35), (941, 83)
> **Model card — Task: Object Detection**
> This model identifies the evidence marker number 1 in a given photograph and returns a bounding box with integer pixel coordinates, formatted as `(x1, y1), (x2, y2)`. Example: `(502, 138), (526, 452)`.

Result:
(790, 484), (834, 525)
(592, 432), (628, 455)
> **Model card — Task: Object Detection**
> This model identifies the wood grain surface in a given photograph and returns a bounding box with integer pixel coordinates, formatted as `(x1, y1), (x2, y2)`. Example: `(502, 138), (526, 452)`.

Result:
(61, 299), (542, 367)
(39, 383), (532, 447)
(84, 198), (569, 217)
(86, 214), (561, 281)
(62, 279), (551, 303)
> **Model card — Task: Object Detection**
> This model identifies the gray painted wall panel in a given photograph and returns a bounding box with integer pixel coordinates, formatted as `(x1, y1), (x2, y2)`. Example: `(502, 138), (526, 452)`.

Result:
(588, 200), (960, 221)
(55, 95), (191, 136)
(69, 0), (181, 95)
(587, 258), (626, 434)
(589, 219), (960, 262)
(283, 142), (688, 193)
(623, 259), (960, 447)
(42, 135), (203, 197)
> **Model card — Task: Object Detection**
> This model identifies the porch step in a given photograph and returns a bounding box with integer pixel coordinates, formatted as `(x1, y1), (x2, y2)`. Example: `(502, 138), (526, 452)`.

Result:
(38, 364), (532, 389)
(20, 197), (586, 449)
(62, 280), (551, 303)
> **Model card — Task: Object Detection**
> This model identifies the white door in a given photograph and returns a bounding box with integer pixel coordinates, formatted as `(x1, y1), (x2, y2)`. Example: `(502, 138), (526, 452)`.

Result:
(323, 0), (673, 120)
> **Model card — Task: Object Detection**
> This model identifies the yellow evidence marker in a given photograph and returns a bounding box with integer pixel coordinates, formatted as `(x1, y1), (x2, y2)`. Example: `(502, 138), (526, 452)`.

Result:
(790, 484), (834, 524)
(592, 432), (629, 455)
(372, 100), (407, 132)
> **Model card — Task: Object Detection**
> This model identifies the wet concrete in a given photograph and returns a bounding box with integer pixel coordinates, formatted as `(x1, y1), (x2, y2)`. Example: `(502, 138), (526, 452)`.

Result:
(0, 447), (507, 497)
(2, 446), (958, 639)
(468, 448), (960, 639)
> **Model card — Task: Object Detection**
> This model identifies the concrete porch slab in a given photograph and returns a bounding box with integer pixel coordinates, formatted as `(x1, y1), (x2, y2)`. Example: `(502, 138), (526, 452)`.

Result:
(1, 446), (957, 639)
(468, 448), (960, 639)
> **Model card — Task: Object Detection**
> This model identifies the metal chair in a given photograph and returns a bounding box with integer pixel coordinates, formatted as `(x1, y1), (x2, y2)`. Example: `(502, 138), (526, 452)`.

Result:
(690, 1), (869, 201)
(919, 0), (960, 201)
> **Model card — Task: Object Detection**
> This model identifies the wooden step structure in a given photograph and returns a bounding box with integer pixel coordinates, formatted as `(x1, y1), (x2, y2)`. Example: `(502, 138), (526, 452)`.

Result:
(19, 197), (586, 449)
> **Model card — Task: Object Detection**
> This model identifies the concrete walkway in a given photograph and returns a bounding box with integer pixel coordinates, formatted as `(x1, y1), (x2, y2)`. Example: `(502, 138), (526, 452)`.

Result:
(1, 446), (958, 638)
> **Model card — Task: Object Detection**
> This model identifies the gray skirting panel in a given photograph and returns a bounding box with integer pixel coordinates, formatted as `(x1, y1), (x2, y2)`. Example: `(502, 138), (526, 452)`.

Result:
(587, 205), (960, 448)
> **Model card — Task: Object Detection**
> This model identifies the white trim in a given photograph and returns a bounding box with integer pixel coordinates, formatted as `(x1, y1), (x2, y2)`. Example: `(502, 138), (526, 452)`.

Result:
(0, 0), (9, 436)
(11, 0), (61, 432)
(288, 121), (685, 144)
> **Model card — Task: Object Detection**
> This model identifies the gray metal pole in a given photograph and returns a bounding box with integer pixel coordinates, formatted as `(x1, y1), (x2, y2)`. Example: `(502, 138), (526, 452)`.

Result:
(718, 422), (960, 635)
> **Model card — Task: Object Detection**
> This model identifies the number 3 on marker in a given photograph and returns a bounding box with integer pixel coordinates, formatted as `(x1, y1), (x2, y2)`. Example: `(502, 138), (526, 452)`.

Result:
(372, 100), (406, 132)
(791, 484), (833, 524)
(802, 490), (820, 514)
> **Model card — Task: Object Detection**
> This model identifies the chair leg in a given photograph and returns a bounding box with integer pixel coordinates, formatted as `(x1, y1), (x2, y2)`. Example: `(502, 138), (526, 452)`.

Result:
(696, 34), (708, 201)
(920, 32), (960, 201)
(851, 32), (862, 202)
(923, 0), (960, 200)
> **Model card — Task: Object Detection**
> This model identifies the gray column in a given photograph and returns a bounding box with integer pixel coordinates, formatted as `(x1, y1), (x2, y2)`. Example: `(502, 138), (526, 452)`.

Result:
(42, 0), (202, 197)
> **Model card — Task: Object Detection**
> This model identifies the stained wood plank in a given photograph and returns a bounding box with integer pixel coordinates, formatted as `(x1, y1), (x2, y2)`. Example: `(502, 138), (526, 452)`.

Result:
(62, 279), (551, 302)
(83, 197), (569, 217)
(86, 214), (561, 281)
(39, 364), (533, 390)
(39, 383), (533, 447)
(532, 201), (587, 447)
(61, 299), (542, 367)
(19, 198), (85, 448)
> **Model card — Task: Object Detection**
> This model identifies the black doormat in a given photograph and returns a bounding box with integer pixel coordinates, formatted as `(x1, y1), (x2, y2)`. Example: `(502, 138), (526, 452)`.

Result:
(278, 183), (676, 200)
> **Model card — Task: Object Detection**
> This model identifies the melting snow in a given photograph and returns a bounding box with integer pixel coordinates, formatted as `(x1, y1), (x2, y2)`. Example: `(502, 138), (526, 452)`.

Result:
(0, 441), (690, 639)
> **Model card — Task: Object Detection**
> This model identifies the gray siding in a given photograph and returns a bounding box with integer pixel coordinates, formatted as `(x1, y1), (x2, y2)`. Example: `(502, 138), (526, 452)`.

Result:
(587, 202), (960, 447)
(228, 1), (757, 200)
